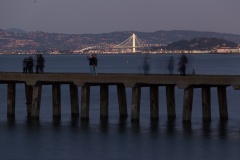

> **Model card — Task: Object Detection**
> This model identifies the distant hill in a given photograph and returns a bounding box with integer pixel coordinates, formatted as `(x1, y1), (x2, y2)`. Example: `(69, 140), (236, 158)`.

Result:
(134, 30), (240, 45)
(166, 37), (238, 50)
(6, 28), (28, 34)
(1, 28), (240, 52)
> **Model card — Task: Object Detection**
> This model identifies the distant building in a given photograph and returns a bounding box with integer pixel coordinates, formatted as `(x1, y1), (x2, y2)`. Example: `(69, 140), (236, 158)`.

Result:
(212, 47), (240, 53)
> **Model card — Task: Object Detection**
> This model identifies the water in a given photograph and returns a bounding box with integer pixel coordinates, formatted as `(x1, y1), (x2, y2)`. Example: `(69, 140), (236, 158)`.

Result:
(0, 54), (240, 160)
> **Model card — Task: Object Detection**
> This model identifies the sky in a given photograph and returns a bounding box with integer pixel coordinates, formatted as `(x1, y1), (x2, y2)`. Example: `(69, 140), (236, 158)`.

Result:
(1, 0), (240, 35)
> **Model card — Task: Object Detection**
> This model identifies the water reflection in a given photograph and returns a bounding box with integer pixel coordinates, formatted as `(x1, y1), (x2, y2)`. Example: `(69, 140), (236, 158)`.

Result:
(52, 117), (61, 127)
(131, 121), (140, 133)
(25, 118), (41, 129)
(218, 120), (228, 139)
(9, 115), (234, 141)
(166, 119), (176, 135)
(7, 116), (15, 125)
(183, 122), (192, 135)
(100, 118), (109, 133)
(70, 116), (80, 127)
(202, 122), (211, 139)
(80, 119), (89, 130)
(150, 120), (159, 132)
(118, 117), (128, 133)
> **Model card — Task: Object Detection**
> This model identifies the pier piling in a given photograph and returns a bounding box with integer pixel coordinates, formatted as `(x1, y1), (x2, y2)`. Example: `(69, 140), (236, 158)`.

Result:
(52, 83), (61, 118)
(166, 85), (176, 119)
(70, 83), (79, 117)
(217, 86), (228, 120)
(183, 87), (194, 122)
(7, 82), (16, 118)
(131, 85), (141, 122)
(31, 84), (42, 119)
(25, 84), (33, 117)
(81, 84), (90, 120)
(100, 84), (108, 119)
(202, 86), (211, 121)
(150, 85), (159, 120)
(117, 84), (128, 117)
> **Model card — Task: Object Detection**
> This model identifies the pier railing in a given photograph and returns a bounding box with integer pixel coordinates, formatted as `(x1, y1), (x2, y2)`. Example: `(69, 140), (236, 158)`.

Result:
(1, 72), (240, 122)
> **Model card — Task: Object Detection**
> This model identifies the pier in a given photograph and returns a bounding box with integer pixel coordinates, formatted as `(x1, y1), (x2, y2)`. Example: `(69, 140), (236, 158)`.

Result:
(1, 72), (240, 122)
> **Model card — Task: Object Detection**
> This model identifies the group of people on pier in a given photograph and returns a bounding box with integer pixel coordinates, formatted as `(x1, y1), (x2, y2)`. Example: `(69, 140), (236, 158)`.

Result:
(143, 53), (189, 76)
(22, 54), (45, 74)
(86, 53), (188, 76)
(21, 53), (188, 76)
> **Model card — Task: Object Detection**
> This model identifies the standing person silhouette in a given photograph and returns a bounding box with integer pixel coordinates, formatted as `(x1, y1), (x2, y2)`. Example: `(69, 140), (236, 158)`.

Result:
(178, 54), (188, 76)
(38, 54), (45, 73)
(143, 54), (150, 75)
(88, 54), (98, 75)
(92, 54), (98, 75)
(22, 57), (28, 73)
(167, 56), (174, 75)
(27, 56), (34, 74)
(35, 54), (40, 73)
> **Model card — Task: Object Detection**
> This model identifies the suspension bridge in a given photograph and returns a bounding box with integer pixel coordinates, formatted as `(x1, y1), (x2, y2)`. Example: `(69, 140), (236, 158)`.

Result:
(75, 33), (148, 53)
(112, 33), (145, 53)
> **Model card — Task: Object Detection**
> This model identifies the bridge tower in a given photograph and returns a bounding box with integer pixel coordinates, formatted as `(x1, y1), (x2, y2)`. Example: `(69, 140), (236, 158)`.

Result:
(132, 33), (136, 53)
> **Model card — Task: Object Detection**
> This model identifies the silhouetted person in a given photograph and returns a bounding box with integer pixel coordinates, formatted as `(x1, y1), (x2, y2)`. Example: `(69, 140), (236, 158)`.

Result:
(143, 54), (150, 75)
(178, 54), (188, 76)
(38, 54), (45, 73)
(27, 56), (34, 74)
(35, 54), (39, 73)
(93, 54), (98, 75)
(88, 54), (98, 75)
(22, 57), (28, 73)
(167, 56), (174, 75)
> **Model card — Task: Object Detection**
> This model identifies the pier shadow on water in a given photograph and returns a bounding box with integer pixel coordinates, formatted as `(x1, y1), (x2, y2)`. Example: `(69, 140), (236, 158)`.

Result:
(118, 117), (128, 133)
(183, 121), (193, 136)
(218, 120), (228, 139)
(166, 119), (176, 135)
(100, 118), (109, 133)
(7, 116), (16, 126)
(202, 121), (211, 139)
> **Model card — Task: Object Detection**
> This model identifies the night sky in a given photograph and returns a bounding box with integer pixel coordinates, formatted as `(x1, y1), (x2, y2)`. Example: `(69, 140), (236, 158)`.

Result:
(1, 0), (240, 35)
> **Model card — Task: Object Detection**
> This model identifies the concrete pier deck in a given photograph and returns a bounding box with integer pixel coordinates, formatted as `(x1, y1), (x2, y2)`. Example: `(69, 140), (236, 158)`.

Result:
(0, 72), (240, 88)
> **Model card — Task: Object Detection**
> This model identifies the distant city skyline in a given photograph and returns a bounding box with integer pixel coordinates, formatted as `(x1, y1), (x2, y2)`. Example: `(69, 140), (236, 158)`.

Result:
(1, 0), (240, 35)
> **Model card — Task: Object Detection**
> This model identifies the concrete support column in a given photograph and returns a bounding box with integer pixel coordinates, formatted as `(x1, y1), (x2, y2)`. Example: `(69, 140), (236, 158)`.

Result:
(31, 84), (42, 119)
(25, 84), (33, 117)
(166, 85), (176, 119)
(7, 82), (16, 118)
(182, 87), (194, 122)
(70, 83), (79, 117)
(117, 84), (127, 117)
(150, 85), (159, 120)
(81, 84), (90, 120)
(131, 85), (141, 122)
(100, 84), (108, 119)
(217, 86), (228, 120)
(202, 86), (211, 121)
(52, 83), (61, 118)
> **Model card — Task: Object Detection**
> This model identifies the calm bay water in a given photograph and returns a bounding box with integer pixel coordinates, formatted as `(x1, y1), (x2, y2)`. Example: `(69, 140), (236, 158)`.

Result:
(0, 53), (240, 160)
